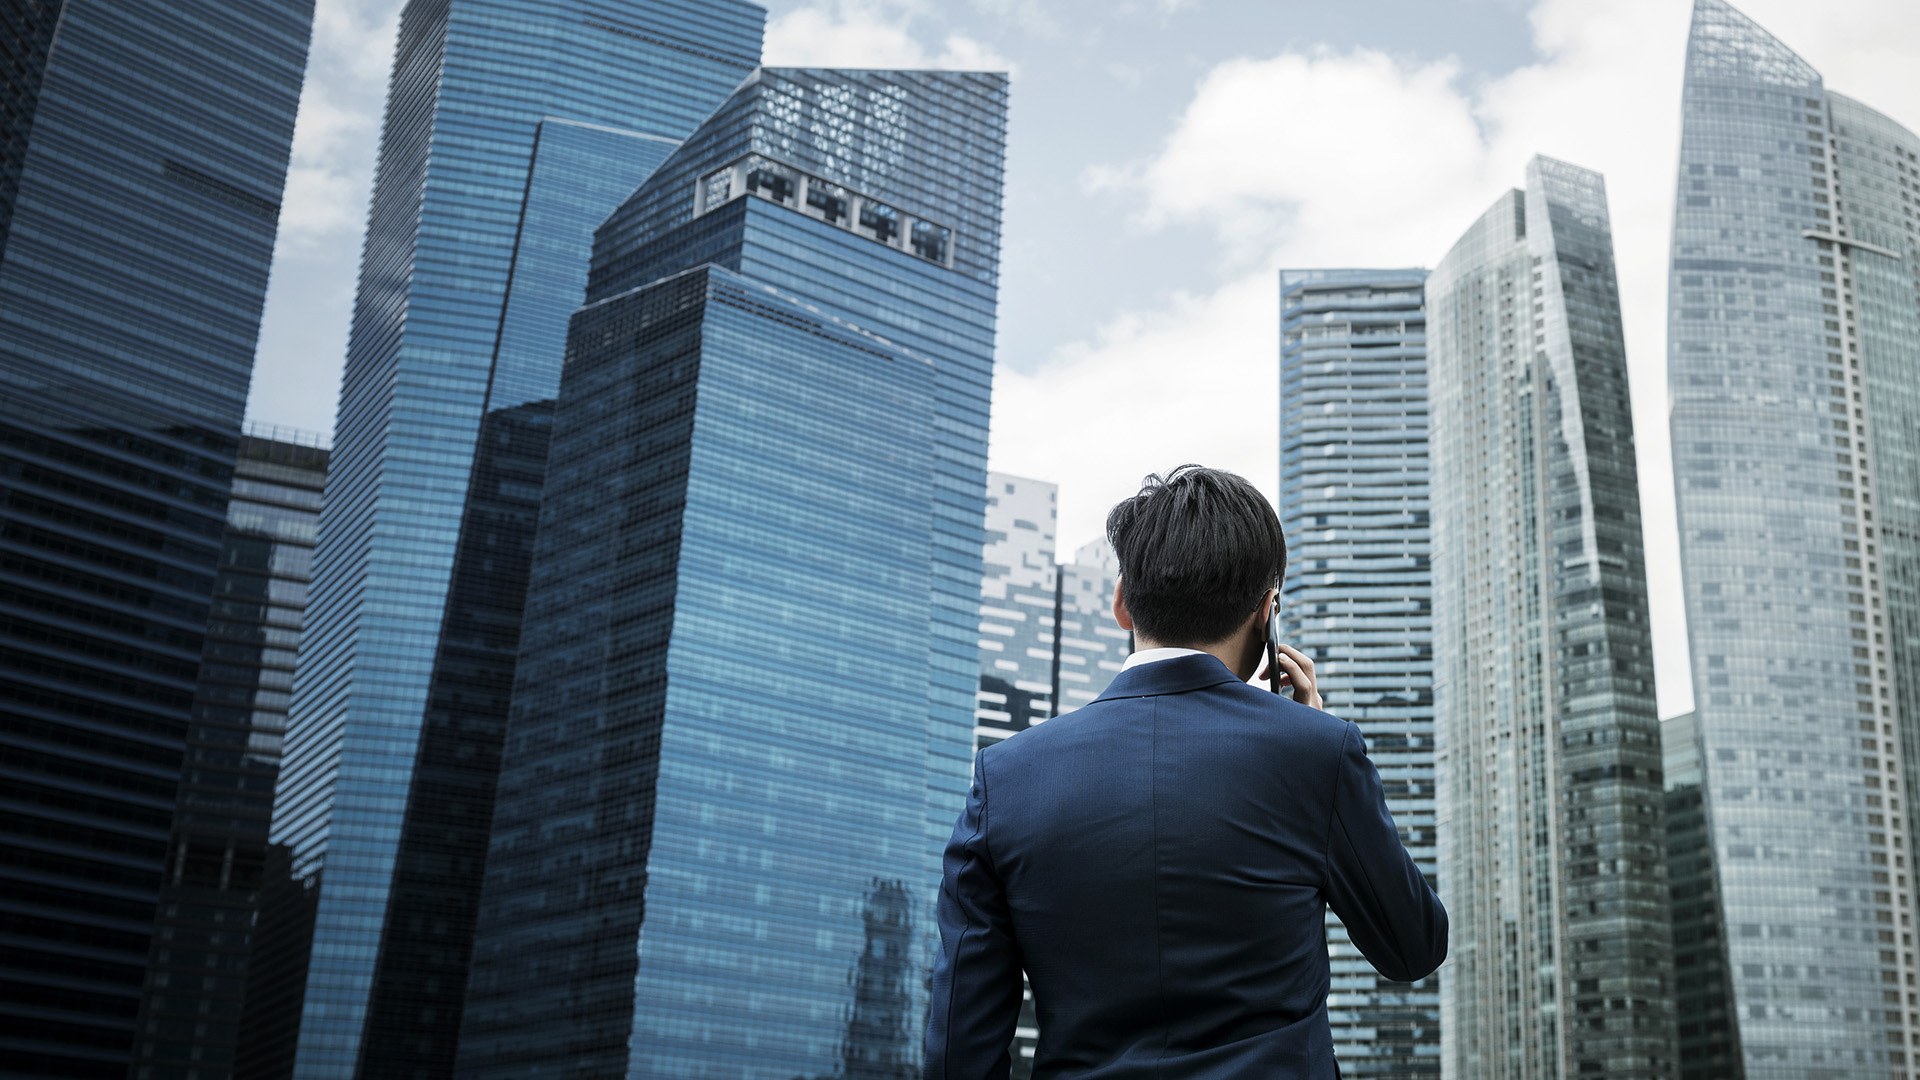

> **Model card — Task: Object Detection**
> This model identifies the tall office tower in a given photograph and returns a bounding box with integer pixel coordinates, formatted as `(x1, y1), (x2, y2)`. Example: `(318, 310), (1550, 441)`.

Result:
(978, 473), (1060, 738)
(458, 67), (1007, 1078)
(268, 4), (766, 1076)
(1428, 156), (1673, 1080)
(1053, 540), (1128, 714)
(1278, 268), (1439, 1080)
(1668, 2), (1920, 1075)
(125, 431), (328, 1080)
(975, 477), (1127, 750)
(1662, 711), (1742, 1080)
(0, 5), (311, 1077)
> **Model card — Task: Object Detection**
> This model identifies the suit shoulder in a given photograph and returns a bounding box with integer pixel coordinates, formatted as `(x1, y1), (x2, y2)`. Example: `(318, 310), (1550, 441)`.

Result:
(1211, 679), (1354, 749)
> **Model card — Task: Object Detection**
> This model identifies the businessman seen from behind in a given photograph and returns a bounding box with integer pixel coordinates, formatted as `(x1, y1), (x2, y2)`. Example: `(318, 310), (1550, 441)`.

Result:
(927, 465), (1446, 1080)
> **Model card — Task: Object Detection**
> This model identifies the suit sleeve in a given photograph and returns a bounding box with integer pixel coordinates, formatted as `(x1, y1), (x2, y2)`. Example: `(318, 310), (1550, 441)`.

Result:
(1323, 722), (1449, 983)
(924, 751), (1023, 1080)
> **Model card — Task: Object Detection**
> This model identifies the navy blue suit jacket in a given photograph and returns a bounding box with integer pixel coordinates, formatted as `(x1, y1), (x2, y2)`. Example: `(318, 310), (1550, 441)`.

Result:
(925, 653), (1446, 1080)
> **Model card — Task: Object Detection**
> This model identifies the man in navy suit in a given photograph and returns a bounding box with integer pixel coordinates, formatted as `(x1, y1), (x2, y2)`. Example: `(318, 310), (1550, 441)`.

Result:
(926, 465), (1446, 1080)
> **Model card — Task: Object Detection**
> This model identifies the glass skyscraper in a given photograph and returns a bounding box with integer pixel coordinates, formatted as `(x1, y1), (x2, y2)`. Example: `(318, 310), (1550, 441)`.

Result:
(1428, 156), (1673, 1079)
(1668, 2), (1920, 1074)
(458, 66), (1007, 1079)
(269, 4), (765, 1076)
(0, 4), (312, 1077)
(1279, 268), (1438, 1079)
(129, 432), (329, 1080)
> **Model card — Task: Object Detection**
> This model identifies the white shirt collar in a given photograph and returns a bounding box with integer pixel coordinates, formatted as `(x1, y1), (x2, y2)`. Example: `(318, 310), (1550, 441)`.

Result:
(1119, 646), (1209, 672)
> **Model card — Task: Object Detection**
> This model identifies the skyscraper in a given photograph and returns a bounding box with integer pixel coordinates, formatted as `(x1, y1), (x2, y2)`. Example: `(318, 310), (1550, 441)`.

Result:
(1428, 156), (1673, 1079)
(1053, 540), (1128, 716)
(270, 4), (765, 1075)
(130, 431), (329, 1080)
(975, 473), (1128, 754)
(1662, 711), (1742, 1080)
(1279, 268), (1438, 1079)
(458, 66), (1007, 1079)
(1668, 2), (1920, 1074)
(0, 4), (312, 1076)
(978, 474), (1060, 735)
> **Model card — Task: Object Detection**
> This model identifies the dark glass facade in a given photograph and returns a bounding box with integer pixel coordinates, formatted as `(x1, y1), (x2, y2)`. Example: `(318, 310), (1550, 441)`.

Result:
(0, 3), (311, 1077)
(460, 67), (1007, 1078)
(1279, 268), (1438, 1079)
(460, 264), (935, 1080)
(270, 4), (764, 1076)
(1663, 711), (1743, 1080)
(1429, 158), (1673, 1079)
(131, 434), (328, 1080)
(1669, 2), (1920, 1074)
(581, 64), (1008, 953)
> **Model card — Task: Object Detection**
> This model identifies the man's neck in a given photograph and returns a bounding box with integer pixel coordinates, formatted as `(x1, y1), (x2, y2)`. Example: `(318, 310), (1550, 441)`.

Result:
(1132, 633), (1258, 682)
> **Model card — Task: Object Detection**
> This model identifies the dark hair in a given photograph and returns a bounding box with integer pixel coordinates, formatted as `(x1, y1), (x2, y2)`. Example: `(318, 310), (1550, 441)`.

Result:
(1105, 464), (1286, 646)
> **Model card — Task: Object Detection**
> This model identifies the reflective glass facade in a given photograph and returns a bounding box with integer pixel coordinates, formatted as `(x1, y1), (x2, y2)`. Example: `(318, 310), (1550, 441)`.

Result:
(1279, 268), (1438, 1079)
(1429, 157), (1673, 1079)
(1668, 3), (1920, 1075)
(460, 67), (1007, 1078)
(271, 4), (764, 1076)
(460, 265), (934, 1080)
(0, 4), (311, 1077)
(582, 64), (1008, 945)
(130, 434), (328, 1080)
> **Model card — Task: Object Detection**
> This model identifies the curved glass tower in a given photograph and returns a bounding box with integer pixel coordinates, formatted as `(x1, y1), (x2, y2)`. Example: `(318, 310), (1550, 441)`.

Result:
(1279, 268), (1439, 1079)
(1668, 2), (1920, 1075)
(1429, 157), (1672, 1080)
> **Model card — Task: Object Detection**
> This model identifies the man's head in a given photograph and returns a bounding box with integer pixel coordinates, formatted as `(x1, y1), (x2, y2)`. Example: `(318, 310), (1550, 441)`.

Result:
(1105, 464), (1286, 647)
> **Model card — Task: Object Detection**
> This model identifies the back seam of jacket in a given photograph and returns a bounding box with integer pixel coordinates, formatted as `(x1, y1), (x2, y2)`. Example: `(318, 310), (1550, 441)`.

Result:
(941, 753), (994, 1076)
(1151, 694), (1168, 1076)
(1319, 722), (1353, 891)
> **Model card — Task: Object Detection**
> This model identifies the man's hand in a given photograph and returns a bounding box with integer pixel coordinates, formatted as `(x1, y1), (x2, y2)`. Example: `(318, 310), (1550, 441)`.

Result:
(1261, 642), (1322, 710)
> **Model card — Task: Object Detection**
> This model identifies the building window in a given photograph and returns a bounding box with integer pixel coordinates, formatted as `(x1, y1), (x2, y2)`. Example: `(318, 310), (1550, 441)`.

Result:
(693, 154), (954, 268)
(804, 178), (850, 226)
(745, 158), (796, 205)
(912, 220), (950, 264)
(859, 200), (901, 245)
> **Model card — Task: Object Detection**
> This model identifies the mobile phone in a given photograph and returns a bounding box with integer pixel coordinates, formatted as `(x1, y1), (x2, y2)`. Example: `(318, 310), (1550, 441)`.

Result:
(1266, 597), (1285, 696)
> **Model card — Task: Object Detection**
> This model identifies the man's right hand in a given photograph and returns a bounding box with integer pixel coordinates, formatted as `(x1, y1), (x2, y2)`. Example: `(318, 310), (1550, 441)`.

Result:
(1262, 642), (1322, 710)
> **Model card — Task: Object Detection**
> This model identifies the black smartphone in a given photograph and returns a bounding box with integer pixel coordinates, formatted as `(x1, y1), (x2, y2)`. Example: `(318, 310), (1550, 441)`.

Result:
(1266, 597), (1285, 696)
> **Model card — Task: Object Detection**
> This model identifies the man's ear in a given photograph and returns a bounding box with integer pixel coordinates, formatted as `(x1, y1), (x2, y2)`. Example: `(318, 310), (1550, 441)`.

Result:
(1112, 576), (1135, 632)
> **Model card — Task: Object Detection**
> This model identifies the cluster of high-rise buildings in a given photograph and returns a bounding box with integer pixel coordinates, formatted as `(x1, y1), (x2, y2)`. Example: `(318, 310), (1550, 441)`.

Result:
(3, 0), (1920, 1079)
(1281, 5), (1920, 1079)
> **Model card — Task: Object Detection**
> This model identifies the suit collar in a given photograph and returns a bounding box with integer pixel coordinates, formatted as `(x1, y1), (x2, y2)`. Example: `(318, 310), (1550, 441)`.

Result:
(1091, 652), (1245, 702)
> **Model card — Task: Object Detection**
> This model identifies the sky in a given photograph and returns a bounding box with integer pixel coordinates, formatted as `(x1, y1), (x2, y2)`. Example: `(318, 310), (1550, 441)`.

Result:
(245, 0), (1920, 720)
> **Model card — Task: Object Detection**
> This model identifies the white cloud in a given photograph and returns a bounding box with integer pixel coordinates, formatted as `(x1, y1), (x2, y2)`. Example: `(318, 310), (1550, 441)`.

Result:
(765, 2), (1014, 71)
(277, 0), (401, 249)
(990, 0), (1920, 719)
